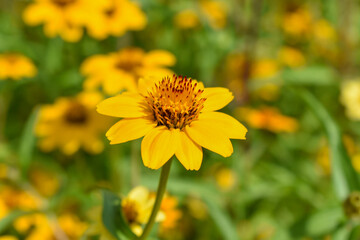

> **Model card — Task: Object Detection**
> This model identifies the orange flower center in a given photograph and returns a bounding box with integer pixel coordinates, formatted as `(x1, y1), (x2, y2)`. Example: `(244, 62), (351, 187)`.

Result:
(64, 102), (88, 124)
(122, 201), (139, 224)
(52, 0), (76, 7)
(145, 75), (206, 129)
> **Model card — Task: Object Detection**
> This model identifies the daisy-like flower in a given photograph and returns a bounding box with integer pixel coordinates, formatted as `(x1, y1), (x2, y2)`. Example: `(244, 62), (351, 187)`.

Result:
(81, 48), (175, 96)
(121, 186), (164, 236)
(236, 107), (298, 133)
(0, 53), (37, 80)
(35, 92), (111, 155)
(83, 0), (146, 40)
(97, 75), (247, 170)
(23, 0), (107, 42)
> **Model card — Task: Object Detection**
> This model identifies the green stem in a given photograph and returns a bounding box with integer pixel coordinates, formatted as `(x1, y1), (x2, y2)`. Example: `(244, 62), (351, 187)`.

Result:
(138, 159), (173, 240)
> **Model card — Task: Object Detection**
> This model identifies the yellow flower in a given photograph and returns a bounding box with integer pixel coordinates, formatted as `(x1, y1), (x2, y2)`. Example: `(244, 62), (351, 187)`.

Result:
(58, 213), (88, 239)
(278, 47), (306, 68)
(0, 53), (36, 80)
(236, 107), (298, 133)
(159, 195), (182, 231)
(215, 167), (237, 191)
(317, 136), (360, 175)
(82, 0), (146, 39)
(200, 0), (227, 29)
(14, 213), (54, 240)
(122, 186), (164, 236)
(23, 0), (89, 42)
(35, 91), (111, 155)
(0, 186), (39, 210)
(0, 236), (18, 240)
(29, 168), (60, 197)
(313, 19), (337, 42)
(251, 59), (280, 101)
(97, 75), (247, 170)
(174, 10), (200, 29)
(81, 48), (176, 96)
(340, 80), (360, 120)
(282, 7), (312, 36)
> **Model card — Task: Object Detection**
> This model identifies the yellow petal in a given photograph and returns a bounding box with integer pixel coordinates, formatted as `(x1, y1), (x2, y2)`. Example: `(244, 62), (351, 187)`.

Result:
(141, 127), (178, 169)
(202, 87), (234, 112)
(175, 131), (203, 170)
(106, 118), (156, 144)
(199, 112), (247, 139)
(96, 93), (148, 118)
(185, 120), (233, 157)
(143, 50), (176, 66)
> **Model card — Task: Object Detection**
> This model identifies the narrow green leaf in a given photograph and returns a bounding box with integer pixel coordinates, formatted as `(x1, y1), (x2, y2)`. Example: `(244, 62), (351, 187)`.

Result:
(102, 190), (137, 240)
(349, 224), (360, 240)
(204, 199), (239, 240)
(305, 206), (344, 236)
(299, 89), (360, 199)
(19, 107), (39, 177)
(283, 66), (336, 85)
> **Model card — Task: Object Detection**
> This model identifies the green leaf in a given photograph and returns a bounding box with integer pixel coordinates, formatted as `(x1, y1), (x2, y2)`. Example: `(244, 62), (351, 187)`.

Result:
(204, 199), (239, 240)
(299, 89), (360, 199)
(102, 190), (137, 240)
(0, 210), (34, 234)
(19, 107), (39, 177)
(141, 177), (239, 240)
(349, 224), (360, 240)
(305, 206), (344, 236)
(332, 223), (351, 240)
(283, 66), (337, 85)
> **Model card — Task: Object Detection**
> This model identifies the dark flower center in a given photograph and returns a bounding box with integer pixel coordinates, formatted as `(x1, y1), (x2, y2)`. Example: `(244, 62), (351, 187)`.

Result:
(52, 0), (76, 7)
(145, 75), (206, 130)
(64, 102), (88, 124)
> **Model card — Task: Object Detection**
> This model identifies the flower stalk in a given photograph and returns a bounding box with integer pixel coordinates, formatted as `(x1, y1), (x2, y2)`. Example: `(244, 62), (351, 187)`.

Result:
(138, 159), (173, 240)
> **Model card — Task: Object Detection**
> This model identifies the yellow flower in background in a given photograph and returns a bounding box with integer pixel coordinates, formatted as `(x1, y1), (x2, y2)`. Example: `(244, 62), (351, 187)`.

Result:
(278, 47), (306, 68)
(14, 213), (53, 239)
(83, 0), (146, 39)
(35, 91), (111, 155)
(313, 19), (337, 42)
(186, 197), (208, 219)
(0, 236), (18, 240)
(200, 0), (227, 29)
(174, 10), (200, 29)
(23, 0), (146, 41)
(0, 186), (40, 210)
(341, 80), (360, 120)
(58, 213), (88, 239)
(81, 48), (176, 96)
(251, 59), (280, 101)
(317, 136), (360, 175)
(97, 75), (247, 170)
(215, 167), (237, 191)
(282, 7), (312, 36)
(122, 186), (164, 236)
(23, 0), (89, 42)
(236, 107), (298, 133)
(159, 195), (182, 231)
(0, 53), (36, 80)
(29, 168), (60, 197)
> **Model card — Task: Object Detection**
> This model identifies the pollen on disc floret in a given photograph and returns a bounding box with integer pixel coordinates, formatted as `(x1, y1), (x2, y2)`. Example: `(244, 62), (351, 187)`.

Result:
(145, 75), (206, 129)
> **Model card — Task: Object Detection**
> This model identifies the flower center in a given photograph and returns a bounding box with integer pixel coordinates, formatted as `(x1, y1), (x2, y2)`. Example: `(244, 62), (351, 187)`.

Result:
(145, 75), (206, 129)
(105, 7), (116, 17)
(64, 102), (88, 124)
(52, 0), (76, 7)
(122, 200), (139, 224)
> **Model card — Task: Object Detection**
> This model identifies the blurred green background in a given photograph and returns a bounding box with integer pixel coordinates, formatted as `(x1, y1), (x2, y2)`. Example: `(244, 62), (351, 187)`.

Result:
(1, 0), (360, 239)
